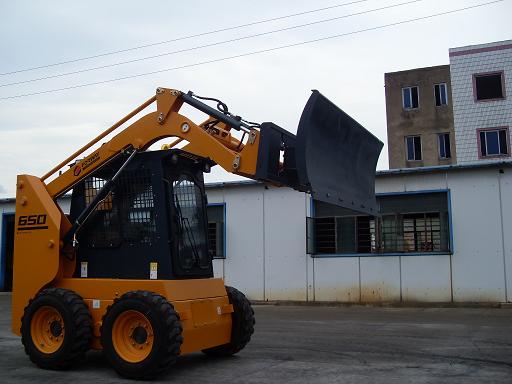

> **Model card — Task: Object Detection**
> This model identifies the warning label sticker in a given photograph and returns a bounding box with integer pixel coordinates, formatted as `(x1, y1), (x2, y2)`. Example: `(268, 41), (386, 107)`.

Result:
(150, 262), (158, 280)
(80, 262), (88, 278)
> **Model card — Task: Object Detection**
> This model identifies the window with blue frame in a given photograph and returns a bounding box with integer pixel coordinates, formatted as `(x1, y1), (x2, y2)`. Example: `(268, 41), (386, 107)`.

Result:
(438, 133), (451, 159)
(434, 83), (448, 106)
(1, 213), (15, 291)
(406, 136), (422, 161)
(479, 128), (509, 157)
(307, 192), (451, 256)
(402, 86), (419, 109)
(207, 204), (225, 259)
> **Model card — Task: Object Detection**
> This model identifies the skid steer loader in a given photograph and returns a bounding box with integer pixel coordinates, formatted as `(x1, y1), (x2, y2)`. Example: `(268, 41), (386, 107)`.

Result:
(12, 87), (382, 379)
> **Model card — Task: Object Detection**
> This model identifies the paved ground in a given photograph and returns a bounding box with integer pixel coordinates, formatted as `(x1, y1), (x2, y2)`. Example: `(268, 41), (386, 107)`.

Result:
(1, 295), (511, 383)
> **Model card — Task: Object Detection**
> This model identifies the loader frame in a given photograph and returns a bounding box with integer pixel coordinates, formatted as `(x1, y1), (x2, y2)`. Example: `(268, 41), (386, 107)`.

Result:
(12, 86), (382, 378)
(13, 88), (261, 353)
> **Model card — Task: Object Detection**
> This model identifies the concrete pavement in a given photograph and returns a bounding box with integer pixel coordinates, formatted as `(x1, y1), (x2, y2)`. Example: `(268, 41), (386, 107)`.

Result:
(1, 295), (511, 383)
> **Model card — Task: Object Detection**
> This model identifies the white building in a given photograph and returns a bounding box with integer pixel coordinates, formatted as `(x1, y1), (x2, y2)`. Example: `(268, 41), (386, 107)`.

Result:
(449, 40), (512, 164)
(2, 162), (511, 303)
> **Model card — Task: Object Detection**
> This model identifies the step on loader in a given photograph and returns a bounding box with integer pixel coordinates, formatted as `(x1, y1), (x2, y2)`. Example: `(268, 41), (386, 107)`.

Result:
(12, 87), (382, 379)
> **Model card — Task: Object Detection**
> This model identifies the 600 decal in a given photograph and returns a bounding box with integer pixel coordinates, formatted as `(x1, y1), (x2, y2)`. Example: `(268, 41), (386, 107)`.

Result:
(17, 214), (48, 231)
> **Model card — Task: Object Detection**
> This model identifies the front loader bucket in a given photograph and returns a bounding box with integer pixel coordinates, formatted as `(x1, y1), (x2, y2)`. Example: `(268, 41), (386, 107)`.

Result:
(296, 90), (383, 215)
(255, 90), (383, 215)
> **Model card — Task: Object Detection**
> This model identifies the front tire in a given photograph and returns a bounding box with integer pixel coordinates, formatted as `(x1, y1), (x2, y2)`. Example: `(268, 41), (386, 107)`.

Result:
(21, 288), (93, 369)
(100, 290), (183, 379)
(202, 286), (255, 357)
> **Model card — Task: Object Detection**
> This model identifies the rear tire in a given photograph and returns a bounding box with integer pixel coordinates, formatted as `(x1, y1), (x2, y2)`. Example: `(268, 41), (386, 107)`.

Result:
(21, 288), (92, 369)
(100, 290), (182, 379)
(202, 286), (255, 357)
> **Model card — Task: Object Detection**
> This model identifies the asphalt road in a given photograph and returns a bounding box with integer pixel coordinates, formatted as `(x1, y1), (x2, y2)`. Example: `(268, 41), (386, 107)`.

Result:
(1, 295), (511, 383)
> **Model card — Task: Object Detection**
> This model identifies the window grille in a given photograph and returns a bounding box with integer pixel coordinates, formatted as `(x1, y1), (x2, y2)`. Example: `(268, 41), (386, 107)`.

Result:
(117, 170), (157, 245)
(172, 175), (209, 269)
(308, 192), (450, 255)
(80, 170), (157, 248)
(207, 204), (225, 259)
(82, 177), (121, 248)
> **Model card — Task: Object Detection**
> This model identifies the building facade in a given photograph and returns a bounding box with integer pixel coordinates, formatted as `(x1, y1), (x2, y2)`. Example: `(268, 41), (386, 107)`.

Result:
(2, 163), (511, 303)
(385, 65), (456, 169)
(449, 40), (512, 164)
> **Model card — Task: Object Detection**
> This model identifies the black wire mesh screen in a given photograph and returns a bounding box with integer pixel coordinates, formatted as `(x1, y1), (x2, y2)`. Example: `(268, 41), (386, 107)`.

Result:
(117, 170), (157, 245)
(81, 170), (156, 247)
(173, 175), (209, 269)
(82, 177), (121, 247)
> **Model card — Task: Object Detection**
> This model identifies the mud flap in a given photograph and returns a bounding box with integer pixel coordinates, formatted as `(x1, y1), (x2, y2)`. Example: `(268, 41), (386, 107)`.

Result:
(255, 90), (383, 215)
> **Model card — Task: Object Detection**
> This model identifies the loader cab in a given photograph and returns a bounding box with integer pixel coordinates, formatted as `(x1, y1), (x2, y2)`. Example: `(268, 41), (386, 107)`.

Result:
(69, 149), (214, 280)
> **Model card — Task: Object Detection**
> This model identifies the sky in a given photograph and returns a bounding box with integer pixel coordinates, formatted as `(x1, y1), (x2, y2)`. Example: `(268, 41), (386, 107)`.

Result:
(0, 0), (511, 198)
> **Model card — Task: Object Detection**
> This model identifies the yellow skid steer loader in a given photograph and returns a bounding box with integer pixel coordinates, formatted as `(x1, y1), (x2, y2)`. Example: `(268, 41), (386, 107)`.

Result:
(12, 88), (382, 379)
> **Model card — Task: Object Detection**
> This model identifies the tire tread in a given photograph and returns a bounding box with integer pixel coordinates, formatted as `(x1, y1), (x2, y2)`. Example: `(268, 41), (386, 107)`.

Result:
(202, 286), (255, 357)
(101, 290), (183, 379)
(21, 288), (92, 370)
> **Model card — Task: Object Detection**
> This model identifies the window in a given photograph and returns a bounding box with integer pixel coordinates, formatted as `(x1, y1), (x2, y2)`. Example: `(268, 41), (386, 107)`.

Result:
(438, 133), (451, 159)
(402, 86), (419, 109)
(478, 127), (509, 157)
(406, 136), (422, 161)
(207, 204), (225, 259)
(80, 170), (157, 248)
(1, 213), (15, 291)
(172, 174), (209, 270)
(307, 192), (451, 256)
(118, 171), (157, 246)
(82, 176), (122, 248)
(474, 72), (505, 101)
(434, 83), (448, 106)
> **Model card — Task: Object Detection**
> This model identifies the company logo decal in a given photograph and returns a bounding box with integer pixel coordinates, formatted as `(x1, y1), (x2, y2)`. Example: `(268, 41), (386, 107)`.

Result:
(17, 214), (48, 231)
(73, 151), (100, 177)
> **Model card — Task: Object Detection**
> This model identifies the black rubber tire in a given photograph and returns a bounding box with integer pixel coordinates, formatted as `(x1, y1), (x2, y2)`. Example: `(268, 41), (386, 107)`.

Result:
(202, 286), (255, 357)
(21, 287), (93, 370)
(100, 290), (183, 380)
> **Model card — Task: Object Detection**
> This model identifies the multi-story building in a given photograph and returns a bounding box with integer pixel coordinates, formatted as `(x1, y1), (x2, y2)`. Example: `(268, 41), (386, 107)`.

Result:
(385, 65), (456, 169)
(449, 40), (512, 164)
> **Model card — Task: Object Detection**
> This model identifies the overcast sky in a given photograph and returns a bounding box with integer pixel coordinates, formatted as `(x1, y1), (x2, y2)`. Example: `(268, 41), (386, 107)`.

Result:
(0, 0), (510, 198)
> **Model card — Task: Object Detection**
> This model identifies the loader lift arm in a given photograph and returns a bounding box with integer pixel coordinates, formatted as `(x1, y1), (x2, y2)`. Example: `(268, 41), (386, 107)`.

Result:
(43, 87), (382, 213)
(12, 86), (382, 339)
(44, 88), (263, 200)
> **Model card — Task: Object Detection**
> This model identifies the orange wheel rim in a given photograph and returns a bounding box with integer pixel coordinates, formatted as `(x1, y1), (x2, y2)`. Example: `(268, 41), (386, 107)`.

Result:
(112, 310), (154, 363)
(30, 306), (65, 354)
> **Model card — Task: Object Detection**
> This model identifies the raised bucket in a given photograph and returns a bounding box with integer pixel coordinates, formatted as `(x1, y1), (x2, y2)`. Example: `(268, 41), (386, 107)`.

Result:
(255, 90), (383, 215)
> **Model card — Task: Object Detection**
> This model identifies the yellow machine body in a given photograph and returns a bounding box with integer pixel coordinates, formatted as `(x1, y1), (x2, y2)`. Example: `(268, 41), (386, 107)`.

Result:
(12, 174), (233, 354)
(11, 87), (382, 377)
